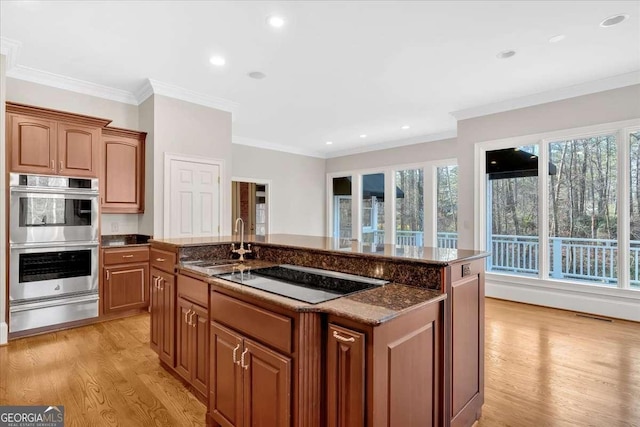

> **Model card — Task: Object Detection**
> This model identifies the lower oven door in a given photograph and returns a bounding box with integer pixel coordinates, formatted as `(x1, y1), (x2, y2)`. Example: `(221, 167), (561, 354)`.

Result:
(10, 242), (99, 303)
(9, 292), (99, 333)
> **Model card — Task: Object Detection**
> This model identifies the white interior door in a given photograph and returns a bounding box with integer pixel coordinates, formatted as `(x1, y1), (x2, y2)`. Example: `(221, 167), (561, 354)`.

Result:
(166, 158), (220, 238)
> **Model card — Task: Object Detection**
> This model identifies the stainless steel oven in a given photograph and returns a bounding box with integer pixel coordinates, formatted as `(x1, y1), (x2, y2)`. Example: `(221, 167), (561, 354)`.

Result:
(10, 173), (99, 244)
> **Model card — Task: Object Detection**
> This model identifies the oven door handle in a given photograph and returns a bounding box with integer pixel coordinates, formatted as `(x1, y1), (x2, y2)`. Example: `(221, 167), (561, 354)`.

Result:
(10, 293), (100, 312)
(10, 187), (99, 197)
(10, 241), (100, 250)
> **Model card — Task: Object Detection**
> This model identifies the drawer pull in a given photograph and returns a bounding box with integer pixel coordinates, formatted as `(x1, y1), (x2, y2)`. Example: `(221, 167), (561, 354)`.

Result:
(155, 258), (166, 262)
(240, 348), (249, 370)
(333, 331), (355, 343)
(232, 344), (241, 365)
(122, 254), (134, 258)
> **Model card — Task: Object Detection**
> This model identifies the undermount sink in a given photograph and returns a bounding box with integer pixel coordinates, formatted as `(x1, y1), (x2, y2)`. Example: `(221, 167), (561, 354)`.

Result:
(199, 259), (240, 268)
(216, 264), (388, 304)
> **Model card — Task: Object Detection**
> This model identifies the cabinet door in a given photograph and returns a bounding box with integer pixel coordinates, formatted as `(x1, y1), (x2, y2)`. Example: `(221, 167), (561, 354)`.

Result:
(192, 304), (209, 396)
(211, 322), (243, 427)
(175, 298), (193, 382)
(150, 269), (162, 354)
(242, 338), (291, 427)
(9, 114), (57, 174)
(159, 273), (176, 366)
(326, 324), (365, 427)
(103, 263), (149, 314)
(102, 136), (144, 213)
(58, 122), (100, 177)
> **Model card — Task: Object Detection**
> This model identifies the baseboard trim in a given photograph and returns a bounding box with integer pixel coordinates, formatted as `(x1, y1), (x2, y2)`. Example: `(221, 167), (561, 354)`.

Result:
(486, 279), (640, 322)
(0, 321), (8, 345)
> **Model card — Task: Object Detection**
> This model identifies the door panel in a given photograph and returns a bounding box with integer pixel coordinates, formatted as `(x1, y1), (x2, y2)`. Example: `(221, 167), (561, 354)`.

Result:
(10, 114), (57, 174)
(211, 322), (243, 427)
(58, 123), (99, 177)
(104, 140), (138, 203)
(150, 271), (161, 354)
(167, 158), (220, 238)
(243, 339), (291, 427)
(104, 263), (149, 314)
(192, 305), (209, 396)
(159, 274), (175, 366)
(175, 299), (192, 382)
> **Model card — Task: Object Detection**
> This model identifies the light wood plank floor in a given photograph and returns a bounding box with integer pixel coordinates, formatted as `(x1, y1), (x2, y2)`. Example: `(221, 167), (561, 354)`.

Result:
(1, 299), (638, 426)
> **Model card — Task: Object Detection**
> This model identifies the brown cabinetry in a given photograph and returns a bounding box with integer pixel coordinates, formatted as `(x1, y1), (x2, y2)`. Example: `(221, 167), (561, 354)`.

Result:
(101, 127), (146, 213)
(327, 298), (443, 427)
(447, 259), (485, 427)
(210, 321), (291, 427)
(6, 103), (110, 177)
(102, 246), (149, 315)
(150, 250), (177, 367)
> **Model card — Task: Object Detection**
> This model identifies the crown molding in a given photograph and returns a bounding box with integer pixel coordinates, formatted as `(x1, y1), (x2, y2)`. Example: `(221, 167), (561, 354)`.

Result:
(142, 78), (240, 119)
(134, 79), (154, 104)
(325, 130), (458, 159)
(0, 37), (21, 70)
(233, 136), (326, 159)
(451, 71), (640, 121)
(6, 65), (139, 105)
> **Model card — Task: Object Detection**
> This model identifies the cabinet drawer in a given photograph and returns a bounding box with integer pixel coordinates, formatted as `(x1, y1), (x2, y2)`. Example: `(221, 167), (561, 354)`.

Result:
(211, 291), (292, 354)
(103, 246), (149, 265)
(151, 248), (176, 273)
(177, 274), (209, 307)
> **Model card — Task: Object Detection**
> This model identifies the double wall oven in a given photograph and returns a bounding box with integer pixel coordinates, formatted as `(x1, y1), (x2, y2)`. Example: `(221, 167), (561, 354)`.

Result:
(9, 173), (100, 333)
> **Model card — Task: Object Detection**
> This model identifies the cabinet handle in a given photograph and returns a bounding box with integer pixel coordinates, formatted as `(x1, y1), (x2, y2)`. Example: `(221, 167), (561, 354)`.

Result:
(154, 277), (159, 289)
(155, 258), (166, 262)
(59, 161), (63, 170)
(158, 277), (164, 291)
(50, 160), (55, 170)
(332, 331), (355, 343)
(122, 254), (134, 258)
(189, 311), (196, 327)
(184, 309), (192, 325)
(106, 270), (110, 280)
(232, 344), (241, 365)
(240, 348), (249, 370)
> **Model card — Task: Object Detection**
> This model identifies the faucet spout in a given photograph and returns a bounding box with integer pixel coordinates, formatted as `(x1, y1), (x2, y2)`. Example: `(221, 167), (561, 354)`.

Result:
(232, 217), (251, 261)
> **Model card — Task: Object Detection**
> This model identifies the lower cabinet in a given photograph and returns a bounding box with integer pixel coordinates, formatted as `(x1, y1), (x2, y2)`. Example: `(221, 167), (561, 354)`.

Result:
(101, 246), (150, 316)
(150, 267), (175, 367)
(327, 298), (443, 427)
(210, 321), (291, 427)
(176, 298), (209, 396)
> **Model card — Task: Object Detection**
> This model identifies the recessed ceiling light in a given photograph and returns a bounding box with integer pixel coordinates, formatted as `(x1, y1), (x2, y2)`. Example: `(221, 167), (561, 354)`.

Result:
(248, 71), (266, 79)
(209, 56), (226, 66)
(496, 50), (516, 59)
(326, 141), (333, 145)
(600, 14), (629, 27)
(359, 134), (367, 138)
(549, 34), (566, 43)
(267, 15), (285, 28)
(401, 125), (410, 130)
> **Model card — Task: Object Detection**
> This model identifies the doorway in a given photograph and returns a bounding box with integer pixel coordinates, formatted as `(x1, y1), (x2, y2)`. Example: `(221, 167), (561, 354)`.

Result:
(231, 179), (270, 236)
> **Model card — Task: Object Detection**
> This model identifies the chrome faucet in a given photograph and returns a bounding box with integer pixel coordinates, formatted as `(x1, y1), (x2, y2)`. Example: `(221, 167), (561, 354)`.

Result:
(231, 217), (252, 261)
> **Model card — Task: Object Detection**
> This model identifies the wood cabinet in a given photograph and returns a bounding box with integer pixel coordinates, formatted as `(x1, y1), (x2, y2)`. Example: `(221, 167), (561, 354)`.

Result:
(101, 127), (146, 213)
(6, 103), (110, 177)
(101, 246), (150, 315)
(210, 321), (291, 427)
(327, 298), (443, 427)
(446, 259), (485, 427)
(151, 266), (176, 367)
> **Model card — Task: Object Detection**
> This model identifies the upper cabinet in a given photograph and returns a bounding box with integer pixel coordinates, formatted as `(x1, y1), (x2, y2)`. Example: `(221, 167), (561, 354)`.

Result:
(101, 127), (146, 213)
(6, 102), (111, 177)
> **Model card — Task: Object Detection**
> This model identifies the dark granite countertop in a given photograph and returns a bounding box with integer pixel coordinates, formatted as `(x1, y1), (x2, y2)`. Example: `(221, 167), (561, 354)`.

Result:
(177, 261), (446, 326)
(102, 234), (152, 247)
(152, 233), (488, 265)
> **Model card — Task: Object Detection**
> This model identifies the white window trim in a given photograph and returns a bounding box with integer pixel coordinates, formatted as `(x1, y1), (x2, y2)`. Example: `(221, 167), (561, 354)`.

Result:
(473, 118), (640, 300)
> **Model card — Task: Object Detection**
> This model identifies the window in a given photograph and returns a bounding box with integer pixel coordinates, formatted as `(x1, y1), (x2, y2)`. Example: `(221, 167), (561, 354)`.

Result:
(362, 173), (385, 245)
(332, 176), (352, 240)
(436, 165), (458, 248)
(396, 169), (424, 246)
(630, 130), (640, 289)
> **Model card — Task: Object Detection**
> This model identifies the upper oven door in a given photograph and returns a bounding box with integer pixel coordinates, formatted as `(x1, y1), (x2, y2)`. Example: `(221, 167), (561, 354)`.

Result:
(10, 188), (98, 244)
(9, 242), (99, 303)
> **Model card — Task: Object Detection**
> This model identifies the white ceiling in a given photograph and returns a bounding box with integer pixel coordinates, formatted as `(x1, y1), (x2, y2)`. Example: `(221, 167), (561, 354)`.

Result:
(1, 1), (639, 158)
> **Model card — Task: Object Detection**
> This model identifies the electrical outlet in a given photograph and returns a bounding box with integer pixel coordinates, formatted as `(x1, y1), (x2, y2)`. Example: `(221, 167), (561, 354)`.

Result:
(111, 222), (119, 233)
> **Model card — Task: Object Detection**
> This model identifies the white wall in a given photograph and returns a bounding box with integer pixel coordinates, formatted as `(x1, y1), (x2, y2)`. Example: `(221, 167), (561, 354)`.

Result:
(456, 84), (640, 250)
(0, 55), (8, 344)
(137, 96), (154, 236)
(149, 95), (233, 238)
(232, 144), (326, 236)
(326, 137), (457, 172)
(5, 78), (142, 235)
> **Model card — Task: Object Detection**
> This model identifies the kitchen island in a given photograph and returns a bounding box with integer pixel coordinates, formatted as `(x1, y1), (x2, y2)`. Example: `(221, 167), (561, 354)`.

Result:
(148, 234), (488, 427)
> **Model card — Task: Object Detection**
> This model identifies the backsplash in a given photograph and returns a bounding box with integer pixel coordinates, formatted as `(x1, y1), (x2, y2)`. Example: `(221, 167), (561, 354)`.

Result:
(101, 214), (139, 235)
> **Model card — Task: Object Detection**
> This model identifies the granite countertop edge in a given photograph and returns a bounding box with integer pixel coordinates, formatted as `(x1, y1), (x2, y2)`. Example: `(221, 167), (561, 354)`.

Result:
(177, 264), (446, 326)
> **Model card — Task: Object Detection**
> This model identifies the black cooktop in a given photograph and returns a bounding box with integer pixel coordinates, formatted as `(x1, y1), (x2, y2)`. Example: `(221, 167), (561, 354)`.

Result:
(216, 264), (387, 304)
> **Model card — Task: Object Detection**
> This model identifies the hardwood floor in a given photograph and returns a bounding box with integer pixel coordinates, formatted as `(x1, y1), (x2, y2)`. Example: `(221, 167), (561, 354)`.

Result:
(479, 298), (640, 427)
(0, 314), (206, 427)
(1, 299), (638, 426)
